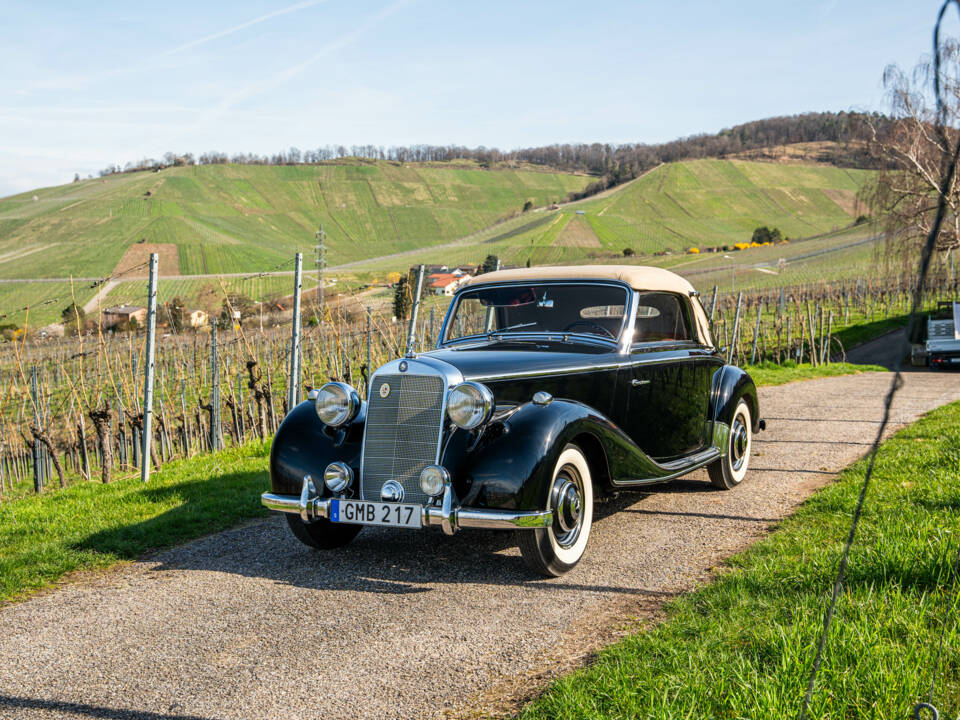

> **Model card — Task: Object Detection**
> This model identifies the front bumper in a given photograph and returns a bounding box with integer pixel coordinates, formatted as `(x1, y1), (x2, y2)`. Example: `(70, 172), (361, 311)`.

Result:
(261, 476), (552, 536)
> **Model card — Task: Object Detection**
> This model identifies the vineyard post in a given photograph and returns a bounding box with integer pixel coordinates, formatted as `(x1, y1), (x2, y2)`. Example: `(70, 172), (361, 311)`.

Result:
(728, 292), (743, 365)
(708, 285), (718, 322)
(210, 323), (221, 451)
(484, 258), (502, 332)
(750, 300), (763, 365)
(288, 252), (304, 412)
(406, 264), (425, 356)
(826, 310), (834, 365)
(429, 306), (435, 350)
(818, 304), (826, 364)
(30, 366), (43, 493)
(365, 307), (372, 396)
(140, 253), (158, 482)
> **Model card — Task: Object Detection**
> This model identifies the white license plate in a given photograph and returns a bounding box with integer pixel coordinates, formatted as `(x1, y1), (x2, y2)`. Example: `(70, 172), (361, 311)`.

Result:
(330, 499), (422, 528)
(951, 358), (960, 363)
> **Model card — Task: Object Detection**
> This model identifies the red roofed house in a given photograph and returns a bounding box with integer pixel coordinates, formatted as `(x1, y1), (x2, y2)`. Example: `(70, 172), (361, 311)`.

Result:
(428, 272), (466, 296)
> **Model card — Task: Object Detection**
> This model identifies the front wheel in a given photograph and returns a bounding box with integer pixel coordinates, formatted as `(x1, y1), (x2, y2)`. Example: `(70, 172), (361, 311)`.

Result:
(708, 399), (752, 490)
(517, 444), (594, 577)
(285, 514), (363, 549)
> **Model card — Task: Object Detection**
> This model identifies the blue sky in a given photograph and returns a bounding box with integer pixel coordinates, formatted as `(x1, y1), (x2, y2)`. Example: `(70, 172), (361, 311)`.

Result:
(0, 0), (942, 198)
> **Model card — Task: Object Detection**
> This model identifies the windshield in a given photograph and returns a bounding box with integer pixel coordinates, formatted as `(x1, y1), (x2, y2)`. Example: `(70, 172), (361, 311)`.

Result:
(444, 283), (628, 343)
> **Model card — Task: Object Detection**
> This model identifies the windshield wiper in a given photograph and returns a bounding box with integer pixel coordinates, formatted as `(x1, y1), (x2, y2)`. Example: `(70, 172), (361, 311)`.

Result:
(500, 321), (538, 331)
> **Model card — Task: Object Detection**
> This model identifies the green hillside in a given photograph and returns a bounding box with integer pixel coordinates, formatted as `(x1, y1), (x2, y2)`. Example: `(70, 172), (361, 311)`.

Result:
(0, 160), (591, 280)
(0, 156), (877, 328)
(346, 158), (873, 271)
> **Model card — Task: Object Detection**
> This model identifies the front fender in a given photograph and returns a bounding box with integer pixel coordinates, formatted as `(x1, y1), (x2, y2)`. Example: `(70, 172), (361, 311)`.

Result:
(453, 400), (665, 512)
(269, 400), (365, 496)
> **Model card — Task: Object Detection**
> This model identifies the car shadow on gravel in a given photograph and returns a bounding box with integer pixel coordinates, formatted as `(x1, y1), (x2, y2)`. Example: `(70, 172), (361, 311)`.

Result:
(0, 693), (221, 720)
(138, 491), (682, 597)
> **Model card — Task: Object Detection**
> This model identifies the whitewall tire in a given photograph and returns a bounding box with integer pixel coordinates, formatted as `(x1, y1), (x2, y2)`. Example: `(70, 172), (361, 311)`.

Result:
(517, 444), (594, 576)
(708, 399), (752, 490)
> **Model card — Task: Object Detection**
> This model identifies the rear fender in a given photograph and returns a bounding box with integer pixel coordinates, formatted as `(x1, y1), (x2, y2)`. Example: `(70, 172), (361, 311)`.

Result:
(709, 365), (759, 432)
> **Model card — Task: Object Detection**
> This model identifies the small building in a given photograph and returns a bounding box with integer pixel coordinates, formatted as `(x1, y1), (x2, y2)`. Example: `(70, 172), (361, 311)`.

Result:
(428, 273), (464, 296)
(186, 309), (208, 328)
(102, 305), (147, 328)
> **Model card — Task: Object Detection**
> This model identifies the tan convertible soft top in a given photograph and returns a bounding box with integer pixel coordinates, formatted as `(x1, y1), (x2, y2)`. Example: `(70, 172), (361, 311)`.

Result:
(462, 265), (713, 346)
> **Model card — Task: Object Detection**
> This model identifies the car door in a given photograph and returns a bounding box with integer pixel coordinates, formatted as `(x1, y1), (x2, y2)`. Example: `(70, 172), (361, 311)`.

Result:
(621, 292), (706, 459)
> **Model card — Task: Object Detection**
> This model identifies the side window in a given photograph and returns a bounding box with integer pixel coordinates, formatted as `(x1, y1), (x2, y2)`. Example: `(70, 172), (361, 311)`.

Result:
(633, 292), (692, 344)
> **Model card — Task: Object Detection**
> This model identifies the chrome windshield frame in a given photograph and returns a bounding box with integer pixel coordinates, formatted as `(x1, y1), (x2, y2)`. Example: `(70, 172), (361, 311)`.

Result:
(437, 280), (636, 355)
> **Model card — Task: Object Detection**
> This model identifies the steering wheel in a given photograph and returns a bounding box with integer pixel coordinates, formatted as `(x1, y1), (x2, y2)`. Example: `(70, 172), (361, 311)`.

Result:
(562, 320), (616, 339)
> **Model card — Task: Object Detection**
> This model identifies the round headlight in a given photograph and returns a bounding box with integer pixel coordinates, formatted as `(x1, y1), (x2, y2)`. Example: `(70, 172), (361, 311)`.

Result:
(324, 461), (353, 494)
(446, 381), (494, 430)
(419, 465), (449, 497)
(315, 382), (360, 427)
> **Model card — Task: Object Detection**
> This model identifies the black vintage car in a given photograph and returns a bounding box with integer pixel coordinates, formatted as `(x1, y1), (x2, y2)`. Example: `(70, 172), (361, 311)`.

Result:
(263, 265), (762, 576)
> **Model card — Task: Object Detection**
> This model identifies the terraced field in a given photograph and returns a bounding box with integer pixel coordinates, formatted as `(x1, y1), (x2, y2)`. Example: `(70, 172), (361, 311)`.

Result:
(0, 161), (591, 280)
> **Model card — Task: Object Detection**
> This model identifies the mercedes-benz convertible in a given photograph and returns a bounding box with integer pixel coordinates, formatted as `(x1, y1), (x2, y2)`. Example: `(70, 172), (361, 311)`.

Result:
(262, 265), (762, 576)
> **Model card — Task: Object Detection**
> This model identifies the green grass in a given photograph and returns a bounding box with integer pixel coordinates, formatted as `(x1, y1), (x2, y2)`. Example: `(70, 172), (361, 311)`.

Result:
(746, 360), (887, 386)
(519, 400), (960, 720)
(0, 442), (270, 605)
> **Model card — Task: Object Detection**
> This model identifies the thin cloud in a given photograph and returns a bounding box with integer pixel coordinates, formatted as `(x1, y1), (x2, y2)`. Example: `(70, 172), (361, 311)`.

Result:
(204, 0), (412, 122)
(163, 0), (331, 55)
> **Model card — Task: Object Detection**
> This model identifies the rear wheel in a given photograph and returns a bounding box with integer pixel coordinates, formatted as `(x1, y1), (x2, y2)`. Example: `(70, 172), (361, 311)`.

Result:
(285, 514), (363, 549)
(708, 399), (752, 490)
(517, 444), (594, 577)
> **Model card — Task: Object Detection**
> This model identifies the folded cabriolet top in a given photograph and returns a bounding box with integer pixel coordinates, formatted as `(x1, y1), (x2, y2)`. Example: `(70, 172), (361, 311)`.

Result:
(463, 264), (696, 295)
(463, 265), (713, 346)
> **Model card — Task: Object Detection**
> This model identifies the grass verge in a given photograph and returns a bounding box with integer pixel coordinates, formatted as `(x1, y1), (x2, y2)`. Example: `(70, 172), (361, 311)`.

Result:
(747, 360), (887, 386)
(519, 400), (960, 719)
(0, 442), (270, 605)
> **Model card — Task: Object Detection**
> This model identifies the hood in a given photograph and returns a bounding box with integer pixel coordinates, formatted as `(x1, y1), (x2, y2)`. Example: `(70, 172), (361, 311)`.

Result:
(422, 340), (619, 381)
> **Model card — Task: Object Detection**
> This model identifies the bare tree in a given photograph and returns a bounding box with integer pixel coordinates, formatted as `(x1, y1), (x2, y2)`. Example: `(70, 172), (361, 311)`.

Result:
(863, 40), (960, 268)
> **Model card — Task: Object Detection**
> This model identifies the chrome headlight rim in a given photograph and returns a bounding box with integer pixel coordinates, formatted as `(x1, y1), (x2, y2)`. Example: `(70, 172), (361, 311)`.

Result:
(446, 381), (494, 430)
(419, 464), (449, 497)
(323, 461), (353, 494)
(314, 381), (360, 427)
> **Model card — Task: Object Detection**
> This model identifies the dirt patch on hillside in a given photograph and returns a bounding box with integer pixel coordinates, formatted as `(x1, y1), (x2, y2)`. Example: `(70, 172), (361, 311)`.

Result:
(822, 188), (864, 216)
(554, 215), (601, 247)
(113, 243), (180, 277)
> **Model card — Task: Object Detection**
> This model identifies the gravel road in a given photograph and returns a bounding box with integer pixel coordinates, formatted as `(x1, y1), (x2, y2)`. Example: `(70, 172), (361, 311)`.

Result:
(1, 370), (959, 720)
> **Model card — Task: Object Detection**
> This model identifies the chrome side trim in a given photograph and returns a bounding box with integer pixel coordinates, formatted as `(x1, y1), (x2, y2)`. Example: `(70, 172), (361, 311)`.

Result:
(461, 352), (708, 384)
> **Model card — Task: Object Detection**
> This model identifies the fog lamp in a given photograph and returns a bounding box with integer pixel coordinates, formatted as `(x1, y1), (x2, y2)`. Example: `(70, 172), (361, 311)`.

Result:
(419, 465), (449, 497)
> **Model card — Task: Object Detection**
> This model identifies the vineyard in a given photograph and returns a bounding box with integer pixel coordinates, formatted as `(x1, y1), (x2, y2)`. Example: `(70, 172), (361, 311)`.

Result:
(0, 254), (955, 502)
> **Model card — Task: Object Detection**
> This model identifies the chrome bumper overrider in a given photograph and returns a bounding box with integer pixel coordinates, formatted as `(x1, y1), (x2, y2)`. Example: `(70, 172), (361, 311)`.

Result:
(261, 476), (552, 536)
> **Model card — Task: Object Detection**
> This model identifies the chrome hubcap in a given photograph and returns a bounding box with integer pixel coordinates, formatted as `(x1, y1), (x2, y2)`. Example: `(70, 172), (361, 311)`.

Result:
(730, 415), (748, 472)
(551, 467), (584, 548)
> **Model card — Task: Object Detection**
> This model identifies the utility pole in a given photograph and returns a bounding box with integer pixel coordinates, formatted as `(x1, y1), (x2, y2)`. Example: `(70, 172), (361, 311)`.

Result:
(315, 225), (326, 319)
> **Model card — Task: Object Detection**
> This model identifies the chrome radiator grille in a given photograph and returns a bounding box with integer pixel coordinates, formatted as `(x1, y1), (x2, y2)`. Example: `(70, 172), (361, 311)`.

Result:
(361, 372), (446, 505)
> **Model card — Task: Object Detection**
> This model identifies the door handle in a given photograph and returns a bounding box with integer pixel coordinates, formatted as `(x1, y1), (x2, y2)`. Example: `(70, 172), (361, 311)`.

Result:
(631, 379), (650, 387)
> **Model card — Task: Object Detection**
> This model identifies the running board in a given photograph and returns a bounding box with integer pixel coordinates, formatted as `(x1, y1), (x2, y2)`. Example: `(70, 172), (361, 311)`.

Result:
(611, 447), (721, 487)
(611, 420), (729, 487)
